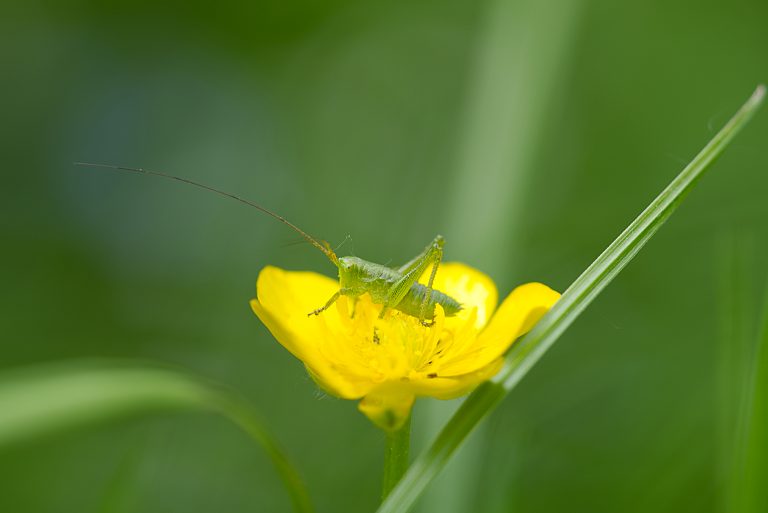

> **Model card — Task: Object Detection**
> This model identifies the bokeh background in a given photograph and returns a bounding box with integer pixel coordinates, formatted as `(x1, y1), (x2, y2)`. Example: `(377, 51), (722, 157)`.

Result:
(1, 0), (767, 512)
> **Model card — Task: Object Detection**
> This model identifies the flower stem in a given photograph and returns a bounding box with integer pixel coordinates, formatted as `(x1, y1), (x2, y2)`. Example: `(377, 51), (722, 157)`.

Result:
(381, 414), (412, 501)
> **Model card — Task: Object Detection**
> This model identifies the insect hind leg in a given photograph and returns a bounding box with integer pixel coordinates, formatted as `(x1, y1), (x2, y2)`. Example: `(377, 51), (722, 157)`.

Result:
(386, 235), (444, 325)
(419, 241), (443, 325)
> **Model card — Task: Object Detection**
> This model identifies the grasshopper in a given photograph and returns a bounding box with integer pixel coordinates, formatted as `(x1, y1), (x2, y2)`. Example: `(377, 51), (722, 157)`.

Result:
(77, 163), (462, 324)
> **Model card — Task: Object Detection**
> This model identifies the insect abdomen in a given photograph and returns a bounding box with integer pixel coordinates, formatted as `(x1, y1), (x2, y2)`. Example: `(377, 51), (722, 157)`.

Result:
(396, 283), (462, 319)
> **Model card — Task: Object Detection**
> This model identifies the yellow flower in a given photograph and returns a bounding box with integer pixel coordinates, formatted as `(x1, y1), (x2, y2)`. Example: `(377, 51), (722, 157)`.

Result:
(250, 263), (559, 431)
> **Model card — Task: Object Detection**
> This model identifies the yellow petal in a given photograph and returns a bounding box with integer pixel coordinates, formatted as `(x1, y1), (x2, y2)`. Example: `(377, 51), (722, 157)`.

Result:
(406, 358), (504, 399)
(251, 266), (333, 351)
(251, 266), (373, 399)
(255, 265), (339, 324)
(436, 282), (560, 376)
(419, 262), (498, 329)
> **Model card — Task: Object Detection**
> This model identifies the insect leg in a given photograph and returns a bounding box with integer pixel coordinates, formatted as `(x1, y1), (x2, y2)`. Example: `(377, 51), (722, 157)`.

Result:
(308, 289), (347, 317)
(384, 236), (444, 322)
(396, 235), (444, 274)
(419, 243), (443, 323)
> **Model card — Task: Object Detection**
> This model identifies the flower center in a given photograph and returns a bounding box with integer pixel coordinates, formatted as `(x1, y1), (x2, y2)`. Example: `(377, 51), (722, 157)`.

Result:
(312, 294), (479, 382)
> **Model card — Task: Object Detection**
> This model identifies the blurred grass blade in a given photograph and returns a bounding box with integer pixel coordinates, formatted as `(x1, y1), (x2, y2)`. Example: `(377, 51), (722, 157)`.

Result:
(0, 360), (314, 513)
(424, 0), (583, 510)
(717, 236), (753, 512)
(720, 241), (768, 513)
(378, 86), (766, 513)
(740, 279), (768, 513)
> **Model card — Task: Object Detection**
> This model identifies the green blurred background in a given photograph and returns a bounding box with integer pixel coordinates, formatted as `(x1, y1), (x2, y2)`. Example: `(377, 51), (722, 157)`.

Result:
(1, 0), (767, 511)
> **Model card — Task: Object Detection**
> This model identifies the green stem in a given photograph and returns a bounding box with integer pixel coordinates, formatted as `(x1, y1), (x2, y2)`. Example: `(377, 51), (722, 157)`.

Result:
(382, 414), (412, 501)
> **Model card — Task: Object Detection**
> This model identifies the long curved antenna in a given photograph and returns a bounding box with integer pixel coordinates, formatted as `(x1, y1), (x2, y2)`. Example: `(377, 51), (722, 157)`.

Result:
(75, 162), (339, 266)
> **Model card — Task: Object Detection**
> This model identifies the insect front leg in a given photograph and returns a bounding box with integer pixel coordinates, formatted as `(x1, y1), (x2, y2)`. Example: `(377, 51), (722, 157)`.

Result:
(308, 292), (339, 317)
(385, 235), (444, 325)
(307, 288), (352, 317)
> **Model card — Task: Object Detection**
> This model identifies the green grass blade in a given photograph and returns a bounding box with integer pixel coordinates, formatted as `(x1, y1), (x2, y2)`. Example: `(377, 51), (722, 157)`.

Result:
(378, 85), (766, 513)
(741, 279), (768, 513)
(719, 241), (768, 513)
(716, 236), (754, 512)
(0, 360), (314, 513)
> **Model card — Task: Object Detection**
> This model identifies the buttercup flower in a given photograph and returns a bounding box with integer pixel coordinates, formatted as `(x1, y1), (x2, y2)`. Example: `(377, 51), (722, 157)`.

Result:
(250, 263), (559, 431)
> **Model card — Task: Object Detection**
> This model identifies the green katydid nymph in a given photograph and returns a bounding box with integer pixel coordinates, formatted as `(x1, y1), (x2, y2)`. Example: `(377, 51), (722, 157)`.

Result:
(76, 163), (462, 325)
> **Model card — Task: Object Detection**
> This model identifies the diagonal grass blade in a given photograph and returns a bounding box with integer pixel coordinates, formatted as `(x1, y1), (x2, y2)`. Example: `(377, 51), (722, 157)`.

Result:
(378, 85), (765, 513)
(0, 360), (314, 513)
